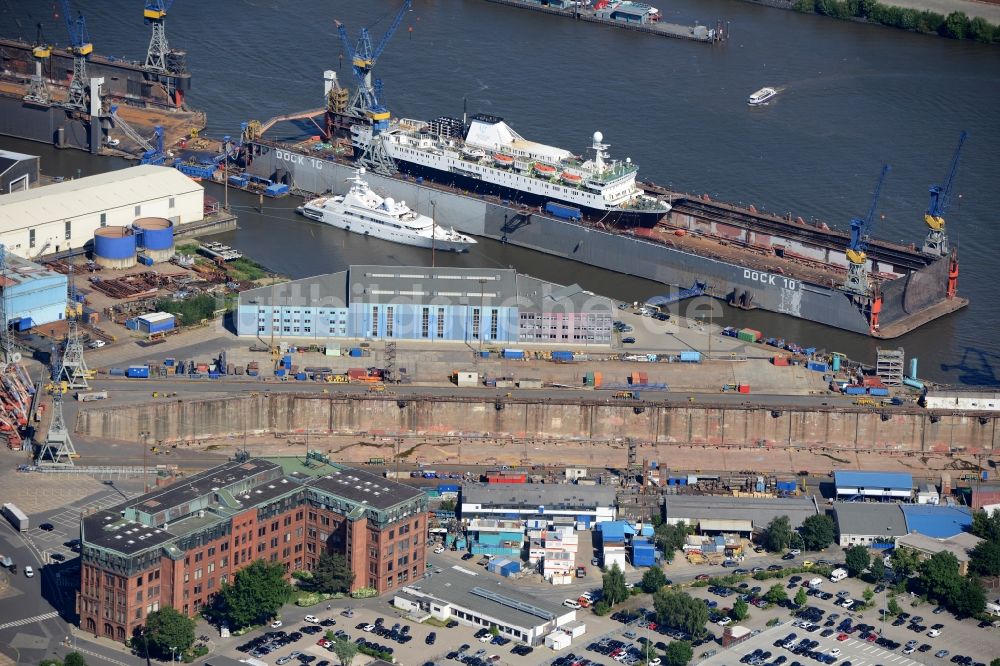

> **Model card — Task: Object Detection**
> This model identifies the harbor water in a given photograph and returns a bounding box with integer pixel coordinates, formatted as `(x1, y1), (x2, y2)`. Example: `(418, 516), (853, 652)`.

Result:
(1, 0), (998, 385)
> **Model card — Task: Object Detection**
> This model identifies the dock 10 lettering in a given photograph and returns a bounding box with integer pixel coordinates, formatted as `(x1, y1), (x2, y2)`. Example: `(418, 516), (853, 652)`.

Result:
(276, 149), (323, 170)
(743, 269), (798, 290)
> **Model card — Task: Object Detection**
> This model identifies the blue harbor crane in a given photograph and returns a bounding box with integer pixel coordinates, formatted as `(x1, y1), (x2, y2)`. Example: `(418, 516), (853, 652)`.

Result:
(60, 0), (93, 109)
(922, 131), (968, 257)
(335, 0), (411, 129)
(844, 164), (890, 296)
(143, 0), (175, 73)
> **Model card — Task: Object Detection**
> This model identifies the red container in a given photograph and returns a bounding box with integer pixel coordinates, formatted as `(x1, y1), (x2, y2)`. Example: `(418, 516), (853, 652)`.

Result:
(862, 377), (884, 388)
(772, 356), (790, 366)
(347, 368), (368, 379)
(486, 472), (527, 484)
(738, 384), (751, 394)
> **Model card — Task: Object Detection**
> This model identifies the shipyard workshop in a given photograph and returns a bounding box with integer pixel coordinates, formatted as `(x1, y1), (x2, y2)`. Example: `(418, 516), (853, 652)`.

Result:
(236, 264), (614, 344)
(0, 148), (38, 193)
(831, 500), (972, 547)
(459, 482), (617, 527)
(0, 253), (69, 331)
(0, 164), (203, 256)
(661, 495), (821, 539)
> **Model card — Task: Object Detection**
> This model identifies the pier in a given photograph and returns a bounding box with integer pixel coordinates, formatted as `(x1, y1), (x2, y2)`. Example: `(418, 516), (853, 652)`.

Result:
(481, 0), (726, 43)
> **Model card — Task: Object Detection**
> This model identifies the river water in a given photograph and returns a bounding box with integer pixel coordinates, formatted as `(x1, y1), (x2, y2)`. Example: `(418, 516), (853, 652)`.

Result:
(1, 0), (998, 384)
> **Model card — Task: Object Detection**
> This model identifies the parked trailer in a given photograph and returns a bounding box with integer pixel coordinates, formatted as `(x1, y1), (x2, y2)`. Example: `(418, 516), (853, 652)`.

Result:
(2, 503), (28, 531)
(76, 391), (109, 402)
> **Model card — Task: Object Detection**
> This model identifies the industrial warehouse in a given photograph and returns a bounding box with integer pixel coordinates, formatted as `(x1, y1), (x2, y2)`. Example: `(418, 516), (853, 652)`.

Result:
(0, 252), (68, 329)
(0, 165), (203, 256)
(77, 456), (427, 643)
(236, 265), (615, 344)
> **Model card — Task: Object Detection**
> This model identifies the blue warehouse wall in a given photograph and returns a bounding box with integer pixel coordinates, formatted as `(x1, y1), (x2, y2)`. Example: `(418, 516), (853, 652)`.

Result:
(350, 303), (518, 343)
(6, 274), (67, 328)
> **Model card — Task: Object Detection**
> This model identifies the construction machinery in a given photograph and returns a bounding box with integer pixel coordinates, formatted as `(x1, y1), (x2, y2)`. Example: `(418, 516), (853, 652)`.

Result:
(60, 0), (93, 110)
(24, 23), (52, 105)
(334, 0), (411, 172)
(844, 164), (890, 296)
(108, 105), (166, 163)
(923, 131), (968, 257)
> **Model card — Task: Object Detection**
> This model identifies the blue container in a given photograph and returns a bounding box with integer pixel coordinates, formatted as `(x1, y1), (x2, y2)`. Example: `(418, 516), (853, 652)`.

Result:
(844, 386), (867, 395)
(679, 351), (701, 363)
(544, 202), (583, 221)
(15, 317), (32, 331)
(164, 358), (175, 367)
(480, 351), (490, 358)
(264, 183), (290, 197)
(208, 371), (221, 379)
(109, 367), (126, 376)
(94, 226), (137, 261)
(502, 349), (525, 360)
(776, 481), (797, 492)
(807, 361), (828, 372)
(274, 369), (286, 377)
(349, 348), (363, 358)
(228, 174), (249, 187)
(551, 351), (574, 361)
(136, 254), (154, 266)
(282, 355), (293, 368)
(982, 471), (988, 481)
(295, 372), (307, 381)
(868, 387), (890, 397)
(438, 484), (460, 493)
(127, 366), (150, 379)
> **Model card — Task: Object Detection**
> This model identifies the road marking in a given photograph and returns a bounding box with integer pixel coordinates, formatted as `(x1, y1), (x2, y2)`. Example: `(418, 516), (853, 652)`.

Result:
(0, 611), (60, 630)
(72, 646), (133, 666)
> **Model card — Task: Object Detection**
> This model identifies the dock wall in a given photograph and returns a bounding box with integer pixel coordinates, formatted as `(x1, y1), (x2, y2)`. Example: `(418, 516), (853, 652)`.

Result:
(76, 394), (999, 459)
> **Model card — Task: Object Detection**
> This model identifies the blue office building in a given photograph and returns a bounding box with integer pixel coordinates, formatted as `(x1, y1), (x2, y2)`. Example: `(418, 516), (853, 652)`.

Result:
(236, 265), (613, 345)
(1, 251), (67, 330)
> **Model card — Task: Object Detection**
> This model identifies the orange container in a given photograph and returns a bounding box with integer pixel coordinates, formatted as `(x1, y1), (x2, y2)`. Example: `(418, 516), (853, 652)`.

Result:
(738, 384), (751, 394)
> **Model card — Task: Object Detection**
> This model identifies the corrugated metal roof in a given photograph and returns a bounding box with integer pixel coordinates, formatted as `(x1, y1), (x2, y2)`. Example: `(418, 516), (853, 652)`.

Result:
(664, 495), (819, 529)
(900, 504), (972, 539)
(699, 518), (753, 532)
(832, 502), (907, 537)
(0, 165), (202, 230)
(833, 470), (913, 490)
(138, 311), (175, 324)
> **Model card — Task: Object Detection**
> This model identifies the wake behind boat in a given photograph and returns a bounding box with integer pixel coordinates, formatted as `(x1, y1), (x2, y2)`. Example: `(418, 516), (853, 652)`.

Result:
(747, 86), (778, 106)
(298, 168), (476, 252)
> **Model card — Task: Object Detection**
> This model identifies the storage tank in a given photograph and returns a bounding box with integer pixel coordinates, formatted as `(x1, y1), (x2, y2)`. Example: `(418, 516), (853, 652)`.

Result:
(132, 217), (175, 262)
(93, 226), (137, 269)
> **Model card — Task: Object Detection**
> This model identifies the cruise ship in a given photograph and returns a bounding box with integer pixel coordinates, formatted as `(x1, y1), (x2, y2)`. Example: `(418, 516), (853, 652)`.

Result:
(354, 113), (670, 225)
(298, 168), (476, 252)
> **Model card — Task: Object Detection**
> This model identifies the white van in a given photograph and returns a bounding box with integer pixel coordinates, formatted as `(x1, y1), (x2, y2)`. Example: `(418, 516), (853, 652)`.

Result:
(808, 577), (823, 589)
(829, 568), (848, 583)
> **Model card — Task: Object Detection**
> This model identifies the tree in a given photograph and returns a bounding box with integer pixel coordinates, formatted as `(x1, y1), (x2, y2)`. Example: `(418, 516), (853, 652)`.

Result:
(142, 606), (195, 660)
(789, 532), (805, 551)
(64, 656), (87, 666)
(641, 566), (669, 593)
(653, 588), (709, 638)
(602, 562), (629, 606)
(869, 556), (885, 582)
(798, 515), (836, 551)
(971, 509), (1000, 542)
(887, 597), (902, 616)
(970, 539), (1000, 577)
(732, 598), (749, 621)
(891, 546), (921, 577)
(763, 516), (793, 552)
(968, 16), (995, 42)
(438, 498), (456, 512)
(311, 553), (355, 595)
(331, 637), (359, 666)
(950, 577), (986, 617)
(592, 600), (611, 616)
(944, 10), (970, 38)
(216, 559), (293, 629)
(664, 640), (694, 666)
(794, 587), (807, 607)
(990, 659), (1000, 666)
(919, 551), (962, 600)
(765, 584), (787, 605)
(862, 586), (874, 603)
(845, 545), (870, 577)
(655, 522), (690, 560)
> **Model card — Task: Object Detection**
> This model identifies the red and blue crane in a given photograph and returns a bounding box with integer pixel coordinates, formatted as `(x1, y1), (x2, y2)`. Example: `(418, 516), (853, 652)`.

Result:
(923, 130), (968, 257)
(844, 163), (890, 296)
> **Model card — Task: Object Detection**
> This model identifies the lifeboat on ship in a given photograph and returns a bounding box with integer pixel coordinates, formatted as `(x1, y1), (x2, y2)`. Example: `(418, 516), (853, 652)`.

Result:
(494, 153), (514, 168)
(561, 172), (583, 185)
(534, 163), (557, 178)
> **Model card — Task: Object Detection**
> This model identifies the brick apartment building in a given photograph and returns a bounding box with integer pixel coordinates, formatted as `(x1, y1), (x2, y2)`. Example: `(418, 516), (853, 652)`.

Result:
(77, 457), (427, 642)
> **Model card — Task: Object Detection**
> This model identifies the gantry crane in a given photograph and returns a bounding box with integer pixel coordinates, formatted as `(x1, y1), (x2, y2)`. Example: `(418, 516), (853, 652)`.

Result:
(24, 23), (52, 105)
(922, 131), (968, 257)
(60, 0), (93, 110)
(335, 0), (411, 129)
(143, 0), (175, 73)
(844, 164), (890, 296)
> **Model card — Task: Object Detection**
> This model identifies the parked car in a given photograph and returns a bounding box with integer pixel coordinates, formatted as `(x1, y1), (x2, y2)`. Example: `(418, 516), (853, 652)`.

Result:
(24, 566), (34, 578)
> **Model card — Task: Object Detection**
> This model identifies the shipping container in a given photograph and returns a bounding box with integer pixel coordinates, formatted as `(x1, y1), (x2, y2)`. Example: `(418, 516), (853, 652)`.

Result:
(737, 384), (750, 394)
(295, 372), (308, 381)
(126, 366), (150, 378)
(806, 361), (829, 372)
(349, 348), (363, 357)
(737, 328), (763, 343)
(544, 201), (583, 221)
(137, 254), (155, 266)
(517, 378), (542, 389)
(551, 351), (574, 362)
(437, 484), (460, 493)
(868, 387), (890, 397)
(502, 348), (525, 360)
(264, 183), (290, 197)
(844, 385), (867, 396)
(679, 351), (701, 363)
(274, 369), (286, 377)
(15, 317), (32, 331)
(2, 503), (28, 531)
(772, 356), (790, 366)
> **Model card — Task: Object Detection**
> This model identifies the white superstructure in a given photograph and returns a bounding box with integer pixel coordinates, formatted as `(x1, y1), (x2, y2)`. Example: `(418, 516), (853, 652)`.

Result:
(299, 168), (476, 252)
(370, 114), (668, 217)
(747, 87), (778, 106)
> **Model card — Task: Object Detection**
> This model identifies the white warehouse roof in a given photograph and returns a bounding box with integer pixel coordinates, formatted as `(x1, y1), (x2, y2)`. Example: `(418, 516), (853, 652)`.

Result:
(0, 165), (203, 232)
